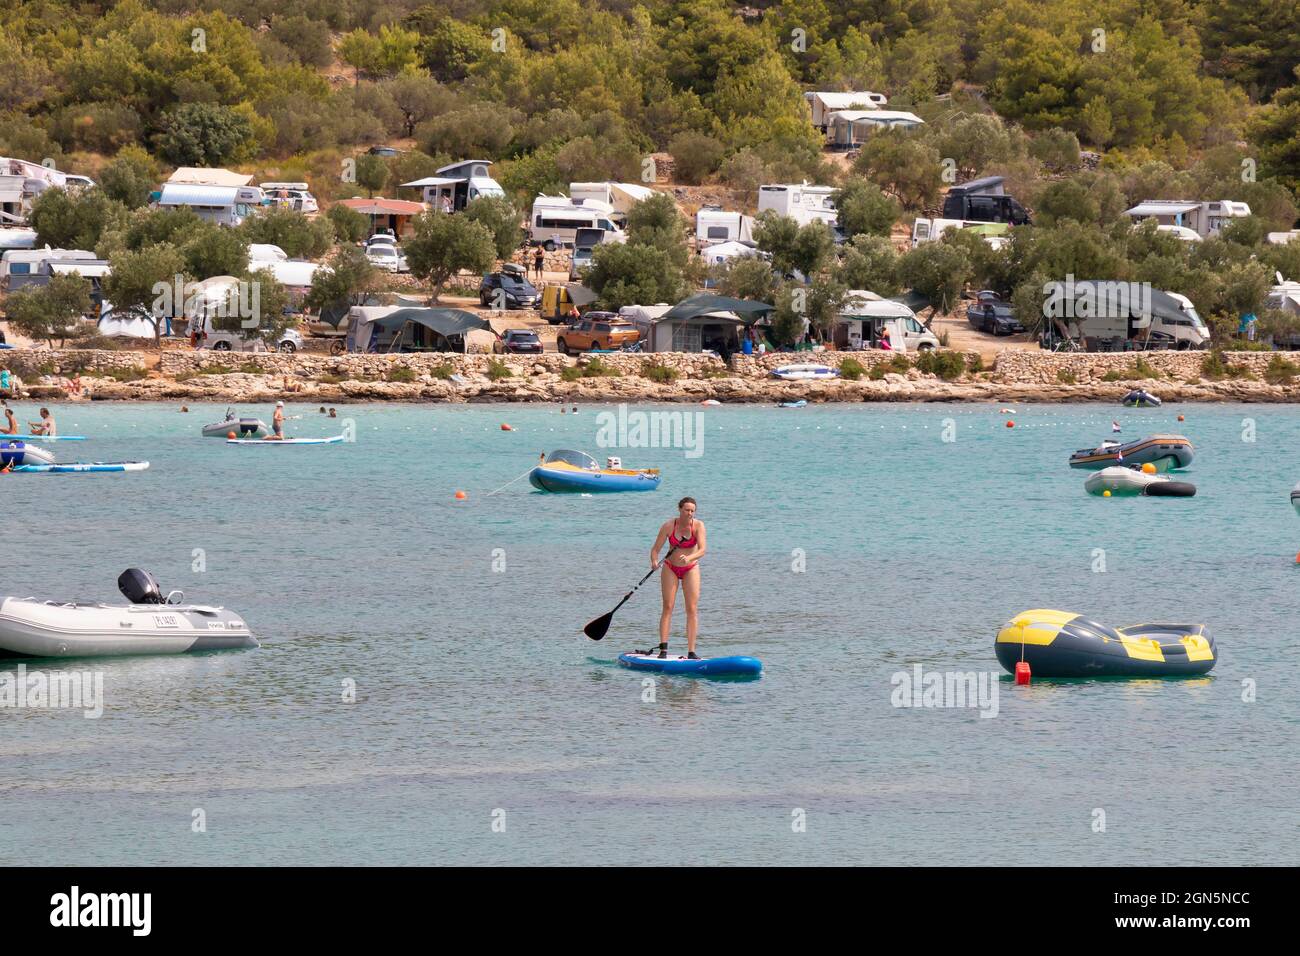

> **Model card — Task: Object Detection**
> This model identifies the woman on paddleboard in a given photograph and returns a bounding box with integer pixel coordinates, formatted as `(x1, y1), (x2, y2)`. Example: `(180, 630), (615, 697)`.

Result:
(650, 497), (707, 659)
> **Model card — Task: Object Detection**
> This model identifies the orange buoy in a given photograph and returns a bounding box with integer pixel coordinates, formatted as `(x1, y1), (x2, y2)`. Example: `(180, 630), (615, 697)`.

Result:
(1295, 552), (1300, 564)
(454, 490), (467, 500)
(1005, 420), (1015, 428)
(227, 431), (236, 439)
(1177, 414), (1185, 421)
(501, 423), (513, 431)
(1141, 462), (1156, 474)
(1015, 661), (1031, 685)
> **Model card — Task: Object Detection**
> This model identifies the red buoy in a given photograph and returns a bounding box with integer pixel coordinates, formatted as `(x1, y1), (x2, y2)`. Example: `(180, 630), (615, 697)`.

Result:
(1015, 661), (1031, 685)
(501, 423), (513, 431)
(1005, 420), (1015, 428)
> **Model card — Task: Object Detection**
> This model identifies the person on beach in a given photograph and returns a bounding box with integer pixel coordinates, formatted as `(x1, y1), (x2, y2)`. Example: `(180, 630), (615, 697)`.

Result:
(267, 400), (285, 440)
(650, 497), (707, 660)
(533, 246), (545, 280)
(28, 407), (55, 437)
(2, 406), (18, 434)
(1, 369), (12, 396)
(879, 325), (893, 350)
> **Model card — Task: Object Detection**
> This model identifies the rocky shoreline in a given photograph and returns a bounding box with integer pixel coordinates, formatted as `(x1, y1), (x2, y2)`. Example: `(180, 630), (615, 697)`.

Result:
(5, 347), (1300, 405)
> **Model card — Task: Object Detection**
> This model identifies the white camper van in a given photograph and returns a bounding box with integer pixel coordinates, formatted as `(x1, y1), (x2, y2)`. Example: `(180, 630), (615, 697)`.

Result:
(155, 184), (264, 227)
(1125, 200), (1251, 239)
(757, 184), (839, 229)
(529, 196), (623, 249)
(569, 182), (655, 228)
(696, 208), (755, 248)
(260, 182), (318, 214)
(838, 292), (938, 353)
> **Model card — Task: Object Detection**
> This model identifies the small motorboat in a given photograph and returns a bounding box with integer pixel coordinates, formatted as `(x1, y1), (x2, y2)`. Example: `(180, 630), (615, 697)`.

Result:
(202, 408), (269, 438)
(778, 400), (807, 408)
(529, 449), (661, 493)
(771, 363), (837, 381)
(1068, 434), (1193, 471)
(0, 569), (257, 659)
(1085, 466), (1196, 497)
(0, 439), (56, 468)
(1121, 389), (1161, 407)
(996, 609), (1215, 678)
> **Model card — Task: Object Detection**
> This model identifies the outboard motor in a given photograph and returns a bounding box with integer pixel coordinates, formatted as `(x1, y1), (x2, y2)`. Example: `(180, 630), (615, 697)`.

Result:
(118, 568), (163, 605)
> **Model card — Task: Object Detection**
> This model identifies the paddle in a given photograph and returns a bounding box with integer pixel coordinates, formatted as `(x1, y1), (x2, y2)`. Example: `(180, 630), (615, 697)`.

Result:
(584, 548), (676, 641)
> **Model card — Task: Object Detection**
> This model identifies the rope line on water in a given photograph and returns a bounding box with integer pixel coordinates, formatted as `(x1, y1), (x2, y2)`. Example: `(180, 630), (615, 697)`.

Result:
(484, 466), (536, 497)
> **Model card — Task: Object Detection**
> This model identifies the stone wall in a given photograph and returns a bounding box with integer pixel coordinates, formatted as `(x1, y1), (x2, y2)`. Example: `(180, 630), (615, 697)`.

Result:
(991, 348), (1294, 384)
(0, 349), (149, 376)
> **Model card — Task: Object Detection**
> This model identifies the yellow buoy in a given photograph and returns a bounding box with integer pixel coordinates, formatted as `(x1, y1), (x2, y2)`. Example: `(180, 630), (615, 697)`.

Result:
(1103, 490), (1111, 497)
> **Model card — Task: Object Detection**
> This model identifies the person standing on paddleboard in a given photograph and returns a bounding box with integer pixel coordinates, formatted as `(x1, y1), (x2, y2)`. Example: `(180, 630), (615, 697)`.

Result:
(650, 497), (707, 659)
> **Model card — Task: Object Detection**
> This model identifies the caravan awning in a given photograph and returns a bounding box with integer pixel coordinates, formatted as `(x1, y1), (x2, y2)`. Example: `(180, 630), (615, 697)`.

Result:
(400, 177), (461, 188)
(1127, 201), (1199, 217)
(359, 307), (490, 337)
(662, 294), (774, 325)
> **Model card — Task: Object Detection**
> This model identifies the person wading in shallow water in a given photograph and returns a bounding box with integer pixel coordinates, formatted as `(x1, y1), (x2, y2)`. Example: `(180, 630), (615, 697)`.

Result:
(649, 497), (707, 659)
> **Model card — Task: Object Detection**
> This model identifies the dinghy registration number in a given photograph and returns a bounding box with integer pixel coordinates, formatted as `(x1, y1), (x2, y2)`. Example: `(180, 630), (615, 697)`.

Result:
(152, 614), (181, 629)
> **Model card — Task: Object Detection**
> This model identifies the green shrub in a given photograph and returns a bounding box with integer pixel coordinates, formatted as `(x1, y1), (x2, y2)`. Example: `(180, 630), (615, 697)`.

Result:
(581, 357), (618, 377)
(486, 358), (513, 381)
(1056, 368), (1077, 384)
(560, 365), (583, 382)
(316, 373), (344, 385)
(914, 349), (966, 381)
(641, 361), (678, 383)
(239, 362), (263, 374)
(1200, 350), (1254, 380)
(100, 366), (148, 382)
(387, 366), (416, 383)
(966, 353), (985, 374)
(869, 363), (888, 380)
(197, 363), (233, 376)
(1131, 356), (1160, 379)
(1220, 339), (1272, 351)
(429, 363), (455, 380)
(1100, 369), (1126, 382)
(1264, 354), (1300, 385)
(887, 354), (911, 373)
(839, 357), (866, 380)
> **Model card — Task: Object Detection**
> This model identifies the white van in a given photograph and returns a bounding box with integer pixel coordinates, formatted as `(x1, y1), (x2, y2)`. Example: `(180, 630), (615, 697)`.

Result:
(260, 182), (318, 214)
(529, 196), (623, 250)
(696, 208), (755, 248)
(838, 292), (938, 353)
(155, 184), (264, 227)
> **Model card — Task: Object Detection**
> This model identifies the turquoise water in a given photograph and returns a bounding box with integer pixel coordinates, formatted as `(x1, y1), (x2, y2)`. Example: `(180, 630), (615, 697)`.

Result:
(1, 400), (1296, 866)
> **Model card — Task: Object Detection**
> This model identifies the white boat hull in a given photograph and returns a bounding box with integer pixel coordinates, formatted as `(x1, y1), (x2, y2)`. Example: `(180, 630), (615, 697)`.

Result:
(0, 597), (257, 658)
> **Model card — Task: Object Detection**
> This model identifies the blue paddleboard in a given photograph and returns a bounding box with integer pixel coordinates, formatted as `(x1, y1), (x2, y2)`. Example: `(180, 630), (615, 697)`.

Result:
(617, 652), (762, 677)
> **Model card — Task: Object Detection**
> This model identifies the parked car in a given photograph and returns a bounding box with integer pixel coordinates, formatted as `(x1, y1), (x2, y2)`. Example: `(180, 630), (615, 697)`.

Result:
(202, 323), (304, 354)
(966, 293), (1024, 336)
(555, 312), (640, 355)
(569, 246), (595, 280)
(365, 244), (408, 273)
(479, 271), (540, 310)
(367, 146), (402, 157)
(365, 232), (398, 247)
(494, 329), (544, 354)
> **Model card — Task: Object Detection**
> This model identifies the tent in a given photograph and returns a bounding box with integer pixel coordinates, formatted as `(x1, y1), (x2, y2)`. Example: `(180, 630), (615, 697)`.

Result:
(347, 306), (490, 353)
(642, 295), (774, 353)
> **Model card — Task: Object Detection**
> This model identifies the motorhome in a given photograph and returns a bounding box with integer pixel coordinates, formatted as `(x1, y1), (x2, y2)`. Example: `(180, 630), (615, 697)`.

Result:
(1041, 280), (1210, 350)
(941, 176), (1031, 225)
(1, 248), (97, 286)
(401, 160), (505, 212)
(696, 208), (755, 248)
(569, 182), (655, 228)
(805, 91), (889, 131)
(1, 157), (67, 226)
(260, 182), (319, 214)
(836, 292), (939, 353)
(154, 183), (264, 227)
(757, 184), (838, 230)
(1125, 200), (1251, 239)
(529, 196), (623, 249)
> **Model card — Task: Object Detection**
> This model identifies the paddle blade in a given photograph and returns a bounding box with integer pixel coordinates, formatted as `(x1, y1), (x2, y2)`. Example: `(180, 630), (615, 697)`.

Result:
(584, 611), (614, 641)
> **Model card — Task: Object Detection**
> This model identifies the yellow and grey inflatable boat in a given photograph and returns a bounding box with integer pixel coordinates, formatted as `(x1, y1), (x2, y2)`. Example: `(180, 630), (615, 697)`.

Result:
(996, 609), (1215, 678)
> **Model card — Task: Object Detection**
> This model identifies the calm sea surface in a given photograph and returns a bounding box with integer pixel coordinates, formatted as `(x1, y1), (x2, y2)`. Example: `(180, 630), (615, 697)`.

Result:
(1, 400), (1296, 865)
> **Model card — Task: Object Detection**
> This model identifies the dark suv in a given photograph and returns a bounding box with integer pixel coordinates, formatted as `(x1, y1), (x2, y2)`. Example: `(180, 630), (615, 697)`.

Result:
(966, 292), (1025, 336)
(480, 271), (541, 310)
(494, 329), (544, 354)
